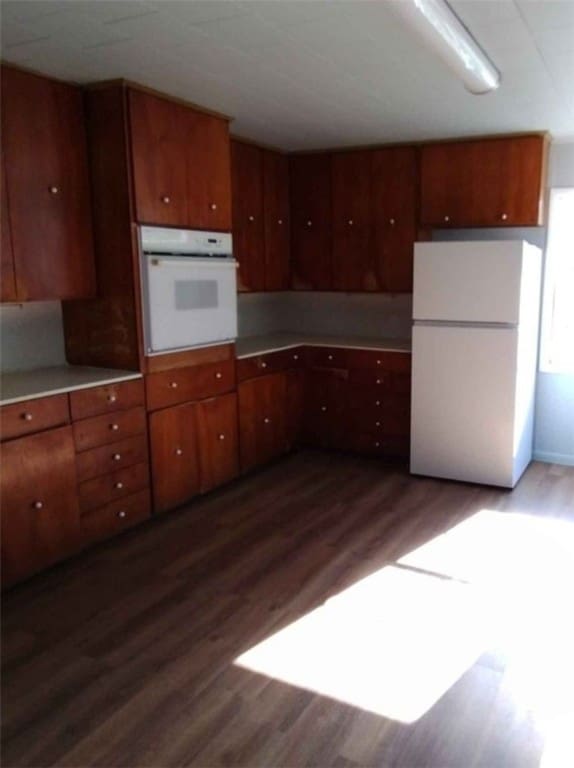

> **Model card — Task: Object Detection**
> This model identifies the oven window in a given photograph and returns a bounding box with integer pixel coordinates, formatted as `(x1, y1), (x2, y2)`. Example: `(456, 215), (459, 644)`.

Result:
(175, 280), (218, 310)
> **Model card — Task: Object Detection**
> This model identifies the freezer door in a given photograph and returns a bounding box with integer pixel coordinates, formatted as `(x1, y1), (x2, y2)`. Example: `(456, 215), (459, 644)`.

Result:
(410, 324), (520, 487)
(413, 241), (526, 324)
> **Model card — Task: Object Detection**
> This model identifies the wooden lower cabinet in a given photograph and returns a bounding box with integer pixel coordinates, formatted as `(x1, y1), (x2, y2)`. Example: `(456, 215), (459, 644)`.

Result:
(149, 402), (201, 514)
(81, 490), (151, 547)
(303, 368), (349, 450)
(238, 373), (288, 472)
(196, 393), (239, 493)
(1, 426), (81, 587)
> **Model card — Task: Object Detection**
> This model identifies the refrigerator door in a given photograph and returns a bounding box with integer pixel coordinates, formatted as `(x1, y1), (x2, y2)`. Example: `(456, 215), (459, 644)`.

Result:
(413, 241), (525, 324)
(410, 324), (519, 487)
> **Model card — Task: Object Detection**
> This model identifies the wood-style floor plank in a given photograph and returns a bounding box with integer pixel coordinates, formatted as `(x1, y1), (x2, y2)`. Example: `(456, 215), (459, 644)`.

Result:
(2, 451), (573, 767)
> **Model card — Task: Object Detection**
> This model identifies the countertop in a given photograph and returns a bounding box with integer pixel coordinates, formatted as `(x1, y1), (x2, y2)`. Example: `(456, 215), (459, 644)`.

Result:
(235, 333), (412, 359)
(0, 365), (142, 406)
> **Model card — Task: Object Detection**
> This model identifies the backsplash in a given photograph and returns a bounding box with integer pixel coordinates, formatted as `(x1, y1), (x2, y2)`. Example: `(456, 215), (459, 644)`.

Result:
(0, 302), (67, 373)
(238, 292), (413, 339)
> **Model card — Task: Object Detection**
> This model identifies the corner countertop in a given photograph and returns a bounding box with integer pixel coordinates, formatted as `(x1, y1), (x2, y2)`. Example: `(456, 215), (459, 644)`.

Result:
(0, 365), (142, 406)
(235, 333), (412, 359)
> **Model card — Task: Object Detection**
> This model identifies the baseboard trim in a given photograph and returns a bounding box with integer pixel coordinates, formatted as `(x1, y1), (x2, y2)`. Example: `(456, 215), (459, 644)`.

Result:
(533, 451), (574, 467)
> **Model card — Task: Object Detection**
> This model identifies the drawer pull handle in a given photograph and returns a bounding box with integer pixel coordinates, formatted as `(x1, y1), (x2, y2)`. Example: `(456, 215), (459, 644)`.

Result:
(307, 220), (312, 227)
(161, 195), (171, 204)
(501, 213), (508, 221)
(321, 406), (327, 412)
(248, 215), (255, 222)
(210, 203), (217, 210)
(293, 354), (299, 361)
(260, 361), (267, 369)
(389, 218), (395, 226)
(376, 400), (381, 406)
(49, 185), (59, 195)
(218, 433), (225, 441)
(375, 441), (380, 448)
(215, 372), (223, 379)
(175, 448), (183, 456)
(264, 417), (271, 424)
(32, 500), (44, 510)
(328, 355), (333, 361)
(21, 412), (33, 421)
(444, 215), (450, 223)
(113, 453), (122, 461)
(376, 421), (381, 427)
(107, 394), (117, 403)
(376, 360), (381, 365)
(278, 218), (283, 225)
(117, 510), (127, 519)
(169, 381), (178, 389)
(110, 423), (119, 431)
(347, 219), (353, 226)
(115, 482), (124, 490)
(376, 379), (382, 385)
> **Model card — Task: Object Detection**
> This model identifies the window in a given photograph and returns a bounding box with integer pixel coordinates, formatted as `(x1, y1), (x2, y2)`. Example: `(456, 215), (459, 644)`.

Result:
(540, 188), (574, 374)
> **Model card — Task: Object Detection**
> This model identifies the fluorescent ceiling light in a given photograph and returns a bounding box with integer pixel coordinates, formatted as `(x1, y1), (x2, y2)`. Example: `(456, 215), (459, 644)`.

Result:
(391, 0), (501, 94)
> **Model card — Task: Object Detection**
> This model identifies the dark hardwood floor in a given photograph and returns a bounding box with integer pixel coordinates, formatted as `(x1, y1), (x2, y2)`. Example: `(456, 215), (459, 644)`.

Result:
(2, 451), (574, 767)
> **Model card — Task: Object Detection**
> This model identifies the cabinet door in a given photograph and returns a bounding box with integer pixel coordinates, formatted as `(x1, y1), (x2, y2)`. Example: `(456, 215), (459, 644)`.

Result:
(263, 150), (290, 290)
(290, 154), (332, 290)
(303, 368), (349, 450)
(196, 393), (239, 493)
(285, 368), (305, 450)
(1, 426), (80, 587)
(149, 402), (200, 514)
(1, 156), (16, 302)
(238, 373), (287, 472)
(231, 140), (265, 291)
(372, 147), (417, 292)
(331, 151), (373, 291)
(187, 111), (232, 231)
(1, 66), (95, 301)
(129, 89), (188, 226)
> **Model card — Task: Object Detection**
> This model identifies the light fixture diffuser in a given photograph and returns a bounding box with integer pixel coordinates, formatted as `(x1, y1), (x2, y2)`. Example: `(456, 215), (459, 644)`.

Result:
(391, 0), (501, 94)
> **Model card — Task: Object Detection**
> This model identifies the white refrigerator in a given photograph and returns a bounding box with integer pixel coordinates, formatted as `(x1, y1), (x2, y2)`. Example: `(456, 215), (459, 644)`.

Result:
(410, 240), (542, 488)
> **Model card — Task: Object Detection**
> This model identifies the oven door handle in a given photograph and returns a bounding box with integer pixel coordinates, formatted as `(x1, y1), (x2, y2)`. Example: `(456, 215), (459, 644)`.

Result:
(148, 257), (238, 269)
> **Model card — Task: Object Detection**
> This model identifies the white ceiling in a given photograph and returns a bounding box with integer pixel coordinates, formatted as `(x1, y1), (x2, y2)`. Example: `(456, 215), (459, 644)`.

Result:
(2, 0), (574, 150)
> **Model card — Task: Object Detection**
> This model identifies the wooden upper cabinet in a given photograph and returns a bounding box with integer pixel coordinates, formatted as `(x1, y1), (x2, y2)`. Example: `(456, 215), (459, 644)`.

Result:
(129, 89), (189, 226)
(420, 135), (547, 227)
(1, 425), (80, 587)
(290, 153), (332, 290)
(187, 111), (232, 231)
(1, 65), (95, 301)
(331, 151), (373, 291)
(263, 150), (290, 290)
(231, 140), (265, 291)
(372, 147), (417, 292)
(1, 156), (16, 302)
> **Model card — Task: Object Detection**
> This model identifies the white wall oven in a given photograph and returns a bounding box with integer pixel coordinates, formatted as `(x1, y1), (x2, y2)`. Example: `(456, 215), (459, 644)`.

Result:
(139, 226), (237, 355)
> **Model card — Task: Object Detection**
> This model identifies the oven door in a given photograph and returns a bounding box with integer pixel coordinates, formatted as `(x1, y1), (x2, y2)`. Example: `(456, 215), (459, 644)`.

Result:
(142, 256), (237, 354)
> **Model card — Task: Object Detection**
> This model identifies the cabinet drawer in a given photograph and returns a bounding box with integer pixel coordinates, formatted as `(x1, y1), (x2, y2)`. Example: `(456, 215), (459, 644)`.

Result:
(349, 370), (394, 392)
(78, 461), (149, 513)
(1, 394), (70, 442)
(75, 435), (149, 483)
(353, 402), (411, 438)
(346, 349), (412, 373)
(237, 349), (302, 381)
(73, 406), (146, 452)
(70, 379), (144, 420)
(81, 489), (151, 547)
(305, 346), (348, 370)
(146, 360), (235, 411)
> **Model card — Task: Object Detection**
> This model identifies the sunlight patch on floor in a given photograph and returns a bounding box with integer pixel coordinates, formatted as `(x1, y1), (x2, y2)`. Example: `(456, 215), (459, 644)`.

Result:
(236, 564), (492, 723)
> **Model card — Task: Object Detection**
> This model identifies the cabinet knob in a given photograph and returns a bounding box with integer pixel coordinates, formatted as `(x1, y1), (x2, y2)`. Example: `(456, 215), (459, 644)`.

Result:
(113, 453), (122, 461)
(260, 361), (267, 369)
(389, 218), (395, 226)
(293, 354), (299, 361)
(115, 482), (124, 490)
(48, 186), (59, 195)
(264, 417), (271, 424)
(347, 219), (354, 226)
(306, 220), (312, 227)
(376, 400), (381, 406)
(21, 412), (33, 421)
(248, 215), (255, 222)
(215, 371), (223, 379)
(375, 441), (380, 448)
(376, 359), (382, 365)
(375, 421), (381, 427)
(32, 500), (44, 510)
(321, 406), (327, 412)
(444, 215), (450, 223)
(161, 195), (171, 204)
(210, 203), (217, 210)
(110, 423), (119, 431)
(117, 510), (127, 519)
(501, 213), (508, 221)
(328, 354), (333, 361)
(175, 448), (183, 456)
(107, 394), (117, 403)
(169, 381), (178, 388)
(278, 218), (283, 225)
(218, 433), (225, 441)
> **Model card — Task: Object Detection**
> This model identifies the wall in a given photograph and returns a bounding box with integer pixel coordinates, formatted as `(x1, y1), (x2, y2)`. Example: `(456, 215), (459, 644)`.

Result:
(433, 140), (574, 466)
(0, 301), (67, 373)
(238, 292), (412, 340)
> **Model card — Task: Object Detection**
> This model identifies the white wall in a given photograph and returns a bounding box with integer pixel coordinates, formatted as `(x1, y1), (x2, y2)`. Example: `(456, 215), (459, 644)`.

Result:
(0, 301), (67, 373)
